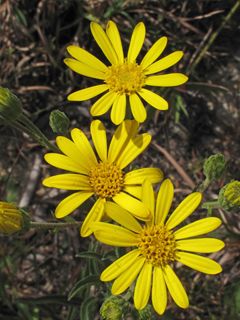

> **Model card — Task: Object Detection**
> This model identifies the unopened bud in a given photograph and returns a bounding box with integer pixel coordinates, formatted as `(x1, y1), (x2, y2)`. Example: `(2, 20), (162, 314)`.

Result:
(49, 110), (70, 134)
(100, 296), (125, 320)
(0, 202), (23, 234)
(0, 87), (23, 121)
(219, 180), (240, 211)
(203, 153), (226, 182)
(138, 304), (156, 320)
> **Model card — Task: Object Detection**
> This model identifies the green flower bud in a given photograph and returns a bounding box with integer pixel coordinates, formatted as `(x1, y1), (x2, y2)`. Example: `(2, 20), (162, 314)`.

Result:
(0, 87), (23, 121)
(203, 153), (226, 182)
(100, 296), (125, 320)
(49, 110), (70, 134)
(138, 304), (156, 320)
(0, 202), (23, 234)
(219, 180), (240, 211)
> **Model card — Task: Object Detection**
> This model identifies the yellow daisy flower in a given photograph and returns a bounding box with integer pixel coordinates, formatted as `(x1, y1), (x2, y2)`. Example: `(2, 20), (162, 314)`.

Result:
(91, 179), (224, 315)
(64, 21), (188, 124)
(43, 120), (163, 237)
(0, 202), (23, 234)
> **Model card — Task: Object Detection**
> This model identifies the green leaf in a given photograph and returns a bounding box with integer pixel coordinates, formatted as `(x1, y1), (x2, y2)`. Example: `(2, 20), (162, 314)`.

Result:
(235, 284), (240, 316)
(68, 275), (100, 301)
(79, 297), (99, 320)
(76, 251), (103, 261)
(14, 8), (28, 27)
(67, 307), (79, 320)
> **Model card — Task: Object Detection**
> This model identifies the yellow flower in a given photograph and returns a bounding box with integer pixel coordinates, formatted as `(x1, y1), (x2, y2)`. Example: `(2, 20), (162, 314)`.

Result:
(91, 179), (224, 315)
(43, 120), (163, 237)
(64, 21), (188, 124)
(0, 202), (23, 234)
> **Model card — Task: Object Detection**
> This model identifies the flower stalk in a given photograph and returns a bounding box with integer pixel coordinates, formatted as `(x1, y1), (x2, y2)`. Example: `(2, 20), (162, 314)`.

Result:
(16, 113), (58, 152)
(29, 221), (82, 229)
(0, 87), (58, 152)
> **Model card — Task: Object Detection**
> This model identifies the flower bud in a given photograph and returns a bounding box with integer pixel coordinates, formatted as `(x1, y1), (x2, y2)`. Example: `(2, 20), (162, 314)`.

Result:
(49, 110), (70, 134)
(0, 87), (23, 121)
(203, 153), (226, 182)
(138, 304), (156, 320)
(219, 180), (240, 211)
(100, 296), (125, 320)
(0, 202), (23, 234)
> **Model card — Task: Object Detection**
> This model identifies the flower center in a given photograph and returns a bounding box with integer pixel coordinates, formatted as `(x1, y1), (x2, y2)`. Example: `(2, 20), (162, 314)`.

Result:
(88, 162), (124, 198)
(105, 61), (145, 95)
(138, 225), (176, 267)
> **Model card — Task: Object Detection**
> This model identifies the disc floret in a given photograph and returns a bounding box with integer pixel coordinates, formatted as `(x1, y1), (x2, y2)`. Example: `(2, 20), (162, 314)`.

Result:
(105, 61), (145, 95)
(89, 162), (124, 198)
(138, 225), (176, 267)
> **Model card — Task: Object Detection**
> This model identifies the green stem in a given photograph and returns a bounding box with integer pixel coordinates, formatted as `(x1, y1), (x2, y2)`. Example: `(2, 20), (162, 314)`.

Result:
(10, 118), (37, 137)
(202, 200), (220, 210)
(30, 221), (82, 229)
(17, 113), (58, 152)
(188, 1), (240, 74)
(197, 178), (210, 192)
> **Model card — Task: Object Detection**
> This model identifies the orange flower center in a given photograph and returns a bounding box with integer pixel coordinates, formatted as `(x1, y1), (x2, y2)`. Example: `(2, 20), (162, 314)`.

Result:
(138, 225), (176, 267)
(105, 61), (145, 95)
(88, 162), (124, 198)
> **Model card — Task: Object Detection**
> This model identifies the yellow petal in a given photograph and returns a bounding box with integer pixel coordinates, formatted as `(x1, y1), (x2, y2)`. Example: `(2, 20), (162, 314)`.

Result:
(55, 192), (93, 218)
(166, 192), (202, 230)
(71, 128), (98, 167)
(116, 133), (151, 169)
(92, 222), (139, 246)
(176, 252), (222, 274)
(113, 192), (150, 221)
(163, 265), (189, 308)
(174, 217), (222, 240)
(42, 174), (91, 190)
(129, 93), (147, 123)
(105, 201), (142, 233)
(90, 91), (117, 116)
(142, 179), (155, 225)
(141, 36), (168, 70)
(106, 21), (124, 63)
(110, 94), (126, 125)
(145, 73), (188, 87)
(138, 88), (168, 110)
(155, 179), (174, 225)
(67, 45), (108, 72)
(123, 186), (142, 199)
(144, 51), (184, 75)
(152, 266), (167, 315)
(125, 168), (163, 185)
(108, 120), (139, 164)
(90, 120), (107, 162)
(55, 136), (76, 156)
(127, 22), (146, 63)
(90, 22), (118, 65)
(56, 136), (92, 171)
(80, 198), (105, 237)
(177, 238), (225, 253)
(111, 256), (145, 295)
(101, 249), (141, 281)
(44, 153), (86, 174)
(64, 58), (105, 79)
(67, 84), (108, 101)
(134, 262), (152, 310)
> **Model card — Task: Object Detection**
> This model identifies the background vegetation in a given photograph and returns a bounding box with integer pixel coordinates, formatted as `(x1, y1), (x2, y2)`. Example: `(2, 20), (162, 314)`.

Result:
(0, 0), (240, 319)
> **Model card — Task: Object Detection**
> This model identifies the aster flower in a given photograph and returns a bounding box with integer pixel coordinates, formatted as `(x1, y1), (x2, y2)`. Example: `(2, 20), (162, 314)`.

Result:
(91, 179), (224, 315)
(64, 21), (188, 124)
(43, 120), (163, 237)
(0, 202), (23, 234)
